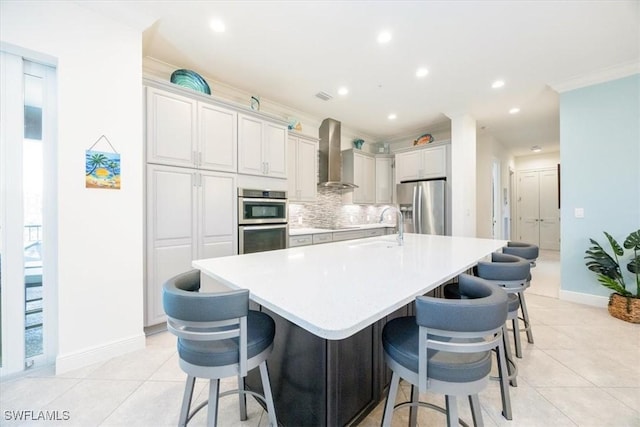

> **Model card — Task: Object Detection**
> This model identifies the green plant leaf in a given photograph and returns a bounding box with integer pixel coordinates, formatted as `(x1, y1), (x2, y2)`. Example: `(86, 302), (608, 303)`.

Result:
(627, 254), (640, 274)
(604, 231), (624, 257)
(585, 239), (622, 280)
(597, 275), (631, 296)
(623, 229), (640, 251)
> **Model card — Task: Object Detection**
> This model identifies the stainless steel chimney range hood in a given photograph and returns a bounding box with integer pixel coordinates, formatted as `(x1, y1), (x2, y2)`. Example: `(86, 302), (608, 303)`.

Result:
(318, 118), (358, 189)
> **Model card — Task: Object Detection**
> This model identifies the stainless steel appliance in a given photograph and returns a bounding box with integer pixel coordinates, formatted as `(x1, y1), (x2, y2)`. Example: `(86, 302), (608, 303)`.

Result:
(396, 179), (446, 235)
(238, 188), (288, 254)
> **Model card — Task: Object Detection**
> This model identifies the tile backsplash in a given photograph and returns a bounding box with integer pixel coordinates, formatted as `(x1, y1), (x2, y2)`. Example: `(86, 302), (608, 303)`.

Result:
(289, 187), (396, 229)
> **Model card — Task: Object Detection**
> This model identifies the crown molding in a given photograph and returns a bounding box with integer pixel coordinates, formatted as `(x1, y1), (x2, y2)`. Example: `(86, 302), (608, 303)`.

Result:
(550, 61), (640, 93)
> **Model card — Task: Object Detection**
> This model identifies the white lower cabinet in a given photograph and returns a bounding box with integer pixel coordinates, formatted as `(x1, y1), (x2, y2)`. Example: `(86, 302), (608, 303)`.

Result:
(288, 228), (387, 247)
(145, 164), (237, 326)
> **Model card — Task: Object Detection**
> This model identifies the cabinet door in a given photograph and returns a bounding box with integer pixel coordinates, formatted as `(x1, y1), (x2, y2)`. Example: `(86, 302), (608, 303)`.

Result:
(199, 171), (237, 258)
(146, 87), (196, 168)
(287, 136), (299, 200)
(199, 103), (237, 172)
(146, 164), (197, 326)
(375, 157), (393, 203)
(352, 153), (375, 203)
(421, 145), (447, 178)
(395, 151), (421, 183)
(238, 114), (264, 176)
(264, 122), (287, 178)
(296, 137), (318, 201)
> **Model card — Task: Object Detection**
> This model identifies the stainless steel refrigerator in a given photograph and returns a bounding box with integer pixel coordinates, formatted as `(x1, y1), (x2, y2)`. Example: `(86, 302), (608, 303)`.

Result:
(396, 179), (446, 235)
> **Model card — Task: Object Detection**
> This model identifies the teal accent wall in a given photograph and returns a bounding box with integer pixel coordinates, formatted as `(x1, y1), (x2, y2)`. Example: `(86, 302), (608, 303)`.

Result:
(560, 74), (640, 298)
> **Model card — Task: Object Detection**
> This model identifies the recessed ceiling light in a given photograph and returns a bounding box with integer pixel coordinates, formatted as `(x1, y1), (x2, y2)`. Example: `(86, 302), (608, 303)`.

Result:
(210, 18), (226, 33)
(416, 68), (429, 78)
(337, 87), (349, 96)
(388, 113), (397, 120)
(492, 80), (505, 89)
(509, 107), (520, 114)
(531, 145), (542, 152)
(377, 31), (392, 44)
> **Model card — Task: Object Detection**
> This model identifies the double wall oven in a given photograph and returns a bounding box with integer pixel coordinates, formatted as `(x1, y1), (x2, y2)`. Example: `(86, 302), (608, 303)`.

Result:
(238, 188), (288, 254)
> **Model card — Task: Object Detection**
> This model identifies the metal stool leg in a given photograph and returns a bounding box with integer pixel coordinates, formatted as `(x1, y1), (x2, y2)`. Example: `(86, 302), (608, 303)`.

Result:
(518, 292), (534, 344)
(409, 385), (419, 427)
(469, 394), (484, 427)
(238, 375), (247, 421)
(207, 379), (220, 426)
(496, 338), (513, 420)
(445, 395), (458, 427)
(179, 375), (196, 427)
(259, 362), (278, 427)
(382, 372), (400, 427)
(503, 325), (518, 387)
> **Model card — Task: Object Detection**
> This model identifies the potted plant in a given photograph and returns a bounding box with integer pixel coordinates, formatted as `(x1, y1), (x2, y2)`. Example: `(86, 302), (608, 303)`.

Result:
(585, 229), (640, 323)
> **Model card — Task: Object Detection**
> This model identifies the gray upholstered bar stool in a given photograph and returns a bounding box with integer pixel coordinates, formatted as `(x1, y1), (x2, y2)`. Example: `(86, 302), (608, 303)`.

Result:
(503, 241), (539, 268)
(162, 270), (278, 427)
(477, 252), (532, 358)
(381, 274), (509, 427)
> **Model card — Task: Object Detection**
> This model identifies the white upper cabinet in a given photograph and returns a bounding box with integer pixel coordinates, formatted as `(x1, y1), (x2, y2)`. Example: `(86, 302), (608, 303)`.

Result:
(238, 114), (287, 179)
(146, 87), (196, 168)
(198, 102), (237, 172)
(375, 156), (393, 204)
(395, 144), (448, 183)
(288, 133), (318, 202)
(146, 86), (237, 172)
(343, 149), (376, 204)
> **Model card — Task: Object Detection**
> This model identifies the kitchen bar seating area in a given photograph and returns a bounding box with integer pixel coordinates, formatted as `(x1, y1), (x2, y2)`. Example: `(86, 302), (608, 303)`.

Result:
(2, 247), (639, 426)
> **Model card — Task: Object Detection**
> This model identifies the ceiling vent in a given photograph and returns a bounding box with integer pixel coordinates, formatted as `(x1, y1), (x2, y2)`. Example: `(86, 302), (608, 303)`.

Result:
(315, 91), (333, 101)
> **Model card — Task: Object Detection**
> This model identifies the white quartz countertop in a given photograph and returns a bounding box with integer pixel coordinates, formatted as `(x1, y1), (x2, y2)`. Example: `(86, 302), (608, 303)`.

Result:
(193, 234), (506, 340)
(289, 224), (392, 235)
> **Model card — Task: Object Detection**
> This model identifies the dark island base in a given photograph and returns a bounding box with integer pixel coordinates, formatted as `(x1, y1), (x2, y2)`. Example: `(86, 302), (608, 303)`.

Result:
(246, 303), (414, 426)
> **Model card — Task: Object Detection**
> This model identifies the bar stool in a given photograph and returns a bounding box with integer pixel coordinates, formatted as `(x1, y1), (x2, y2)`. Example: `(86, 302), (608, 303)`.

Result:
(163, 270), (278, 427)
(503, 241), (539, 268)
(477, 252), (532, 358)
(381, 274), (509, 427)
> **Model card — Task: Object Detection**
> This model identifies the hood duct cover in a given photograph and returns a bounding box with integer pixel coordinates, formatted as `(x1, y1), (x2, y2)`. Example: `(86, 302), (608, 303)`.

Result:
(318, 118), (358, 189)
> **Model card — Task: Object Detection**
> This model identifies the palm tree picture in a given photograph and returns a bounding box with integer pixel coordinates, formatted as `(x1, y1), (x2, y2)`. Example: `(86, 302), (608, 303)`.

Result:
(85, 150), (121, 189)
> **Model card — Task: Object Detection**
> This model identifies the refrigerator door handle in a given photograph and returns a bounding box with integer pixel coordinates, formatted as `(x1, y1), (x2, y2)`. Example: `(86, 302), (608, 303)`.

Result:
(414, 184), (422, 234)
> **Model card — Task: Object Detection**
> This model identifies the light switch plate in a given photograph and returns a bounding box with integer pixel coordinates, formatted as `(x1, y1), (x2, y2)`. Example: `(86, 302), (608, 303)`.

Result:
(574, 207), (584, 218)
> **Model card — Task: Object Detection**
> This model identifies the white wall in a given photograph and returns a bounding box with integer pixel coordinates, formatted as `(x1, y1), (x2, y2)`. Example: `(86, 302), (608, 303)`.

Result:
(1, 1), (145, 373)
(476, 134), (514, 239)
(515, 151), (560, 170)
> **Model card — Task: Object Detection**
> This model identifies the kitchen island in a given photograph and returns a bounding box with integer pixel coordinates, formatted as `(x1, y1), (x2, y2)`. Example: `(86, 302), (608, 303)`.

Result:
(193, 233), (506, 426)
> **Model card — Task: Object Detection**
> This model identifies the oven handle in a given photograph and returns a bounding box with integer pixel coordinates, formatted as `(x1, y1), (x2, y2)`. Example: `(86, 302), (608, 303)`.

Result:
(239, 224), (288, 231)
(239, 197), (287, 204)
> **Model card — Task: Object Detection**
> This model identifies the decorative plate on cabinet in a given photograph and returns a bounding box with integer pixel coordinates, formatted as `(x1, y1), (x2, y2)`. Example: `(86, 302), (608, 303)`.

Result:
(170, 69), (211, 95)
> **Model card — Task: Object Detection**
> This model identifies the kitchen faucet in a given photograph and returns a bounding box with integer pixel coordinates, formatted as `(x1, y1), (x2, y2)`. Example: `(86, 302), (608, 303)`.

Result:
(379, 206), (404, 246)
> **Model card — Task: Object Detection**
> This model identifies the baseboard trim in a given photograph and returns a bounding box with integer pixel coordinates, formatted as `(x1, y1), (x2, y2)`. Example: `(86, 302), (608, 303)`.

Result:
(55, 333), (146, 375)
(559, 290), (609, 308)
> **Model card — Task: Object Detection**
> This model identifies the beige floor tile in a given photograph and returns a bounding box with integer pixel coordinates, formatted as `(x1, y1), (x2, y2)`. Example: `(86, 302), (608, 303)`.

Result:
(87, 347), (175, 381)
(601, 387), (640, 413)
(536, 387), (640, 426)
(544, 349), (640, 388)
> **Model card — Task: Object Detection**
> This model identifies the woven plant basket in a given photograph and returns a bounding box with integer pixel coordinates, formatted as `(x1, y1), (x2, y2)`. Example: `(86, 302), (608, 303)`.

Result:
(608, 293), (640, 323)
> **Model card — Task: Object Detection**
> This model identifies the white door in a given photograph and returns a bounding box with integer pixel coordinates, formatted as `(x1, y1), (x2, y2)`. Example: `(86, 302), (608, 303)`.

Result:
(517, 171), (540, 245)
(264, 123), (287, 178)
(1, 52), (57, 375)
(539, 168), (560, 250)
(517, 168), (560, 250)
(199, 103), (237, 172)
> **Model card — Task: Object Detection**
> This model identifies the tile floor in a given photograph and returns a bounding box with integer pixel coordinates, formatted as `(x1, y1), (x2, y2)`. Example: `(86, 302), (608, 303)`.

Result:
(1, 250), (639, 426)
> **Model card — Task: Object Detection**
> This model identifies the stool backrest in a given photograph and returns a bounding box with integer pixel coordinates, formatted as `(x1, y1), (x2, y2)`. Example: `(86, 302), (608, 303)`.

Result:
(415, 274), (508, 393)
(162, 270), (250, 375)
(476, 252), (530, 284)
(503, 242), (539, 261)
